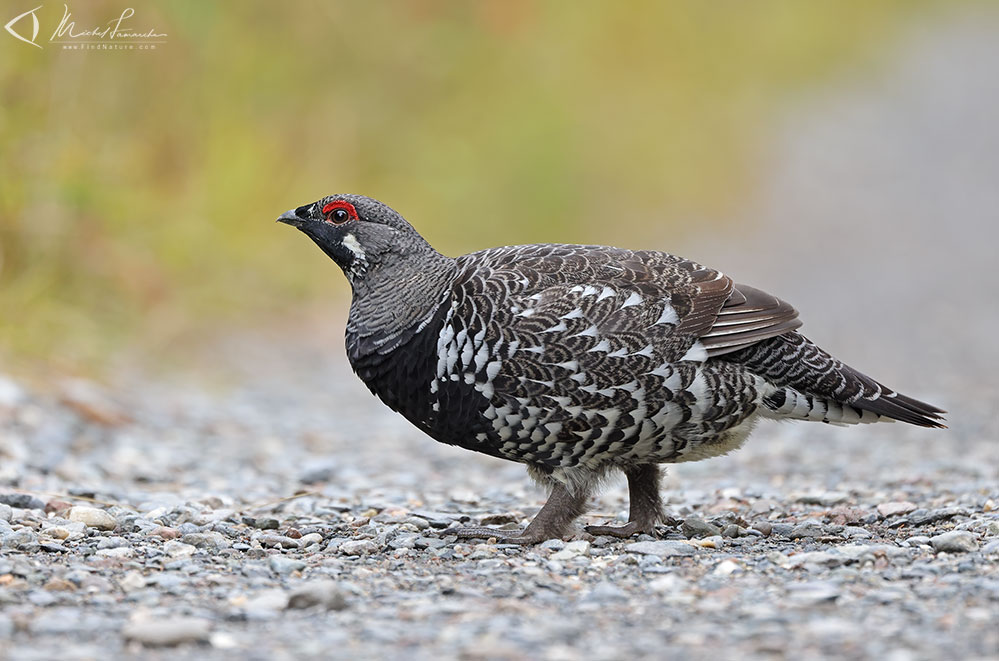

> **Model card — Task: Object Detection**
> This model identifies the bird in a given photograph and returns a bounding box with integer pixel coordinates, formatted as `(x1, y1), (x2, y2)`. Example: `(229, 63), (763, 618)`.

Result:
(277, 194), (945, 544)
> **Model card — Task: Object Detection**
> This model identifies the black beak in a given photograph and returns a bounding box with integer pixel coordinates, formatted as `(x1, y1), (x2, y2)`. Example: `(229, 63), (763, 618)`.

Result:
(277, 209), (302, 227)
(277, 204), (316, 227)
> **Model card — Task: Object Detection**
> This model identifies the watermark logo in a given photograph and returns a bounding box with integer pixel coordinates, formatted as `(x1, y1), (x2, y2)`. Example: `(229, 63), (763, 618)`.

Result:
(5, 4), (167, 50)
(5, 5), (42, 48)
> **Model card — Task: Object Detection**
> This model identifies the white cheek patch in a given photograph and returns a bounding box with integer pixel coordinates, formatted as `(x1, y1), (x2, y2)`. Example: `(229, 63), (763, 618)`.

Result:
(341, 233), (366, 262)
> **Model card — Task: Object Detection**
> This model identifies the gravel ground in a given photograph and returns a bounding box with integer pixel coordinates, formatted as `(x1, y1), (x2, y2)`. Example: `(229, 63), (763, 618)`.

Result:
(3, 9), (998, 661)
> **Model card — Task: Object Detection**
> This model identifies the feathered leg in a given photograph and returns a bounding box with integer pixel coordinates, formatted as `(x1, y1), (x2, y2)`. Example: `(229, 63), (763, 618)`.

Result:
(585, 464), (664, 538)
(450, 481), (590, 545)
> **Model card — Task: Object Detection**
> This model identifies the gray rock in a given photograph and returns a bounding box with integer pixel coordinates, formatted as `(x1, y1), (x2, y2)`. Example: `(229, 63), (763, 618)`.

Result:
(122, 618), (212, 647)
(339, 539), (378, 555)
(96, 536), (129, 549)
(877, 501), (918, 517)
(268, 556), (306, 575)
(0, 504), (11, 522)
(625, 541), (696, 557)
(682, 517), (722, 539)
(787, 581), (840, 605)
(789, 522), (827, 539)
(181, 532), (231, 550)
(797, 491), (850, 506)
(287, 580), (348, 610)
(0, 493), (45, 510)
(2, 529), (39, 551)
(910, 508), (969, 527)
(258, 534), (300, 549)
(930, 531), (978, 553)
(243, 589), (289, 619)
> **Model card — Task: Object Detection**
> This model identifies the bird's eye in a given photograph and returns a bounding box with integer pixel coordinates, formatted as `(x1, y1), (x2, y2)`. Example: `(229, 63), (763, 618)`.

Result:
(321, 200), (358, 224)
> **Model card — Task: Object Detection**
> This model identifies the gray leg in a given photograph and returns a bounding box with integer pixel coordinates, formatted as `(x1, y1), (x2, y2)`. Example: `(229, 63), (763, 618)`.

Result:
(449, 482), (589, 545)
(585, 464), (664, 538)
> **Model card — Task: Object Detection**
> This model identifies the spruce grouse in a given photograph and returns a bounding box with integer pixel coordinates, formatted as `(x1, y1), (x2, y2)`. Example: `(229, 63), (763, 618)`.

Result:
(278, 194), (945, 544)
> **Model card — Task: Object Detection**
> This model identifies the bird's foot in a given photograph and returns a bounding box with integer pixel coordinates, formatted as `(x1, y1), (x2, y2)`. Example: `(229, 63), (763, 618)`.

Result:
(584, 521), (653, 539)
(446, 526), (551, 545)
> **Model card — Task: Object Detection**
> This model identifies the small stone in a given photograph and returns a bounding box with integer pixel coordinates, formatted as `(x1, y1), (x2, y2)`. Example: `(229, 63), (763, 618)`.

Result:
(148, 526), (181, 540)
(287, 580), (348, 611)
(752, 522), (773, 537)
(251, 518), (280, 530)
(97, 536), (130, 549)
(770, 523), (794, 537)
(929, 530), (978, 553)
(721, 524), (744, 538)
(877, 501), (918, 518)
(0, 493), (45, 510)
(625, 541), (696, 557)
(181, 532), (230, 550)
(681, 517), (722, 539)
(299, 533), (323, 547)
(43, 577), (76, 591)
(96, 547), (135, 559)
(982, 540), (999, 555)
(0, 504), (11, 522)
(797, 491), (849, 506)
(122, 618), (211, 647)
(713, 559), (740, 576)
(2, 530), (39, 551)
(269, 556), (306, 575)
(163, 541), (197, 558)
(550, 541), (591, 561)
(120, 571), (147, 592)
(843, 526), (872, 539)
(339, 539), (378, 556)
(789, 522), (826, 539)
(44, 500), (72, 515)
(907, 535), (931, 546)
(258, 534), (300, 549)
(243, 590), (289, 618)
(910, 508), (968, 527)
(787, 581), (840, 605)
(538, 539), (565, 551)
(67, 506), (116, 531)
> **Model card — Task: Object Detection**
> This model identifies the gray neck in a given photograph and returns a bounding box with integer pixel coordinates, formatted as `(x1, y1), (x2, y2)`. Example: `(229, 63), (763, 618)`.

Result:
(346, 247), (457, 348)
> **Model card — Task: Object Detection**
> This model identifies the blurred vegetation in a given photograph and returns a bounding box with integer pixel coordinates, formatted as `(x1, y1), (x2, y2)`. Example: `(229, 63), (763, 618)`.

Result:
(0, 0), (964, 370)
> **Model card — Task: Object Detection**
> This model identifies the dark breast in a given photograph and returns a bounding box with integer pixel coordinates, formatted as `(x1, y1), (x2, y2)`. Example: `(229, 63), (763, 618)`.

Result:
(346, 300), (504, 459)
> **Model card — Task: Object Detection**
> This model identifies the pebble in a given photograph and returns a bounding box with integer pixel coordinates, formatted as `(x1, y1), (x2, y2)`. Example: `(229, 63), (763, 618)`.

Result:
(269, 556), (306, 575)
(682, 517), (722, 538)
(122, 618), (212, 647)
(287, 580), (348, 610)
(67, 506), (117, 531)
(258, 534), (300, 549)
(163, 541), (197, 558)
(625, 541), (697, 557)
(340, 539), (379, 555)
(0, 504), (11, 522)
(0, 493), (45, 510)
(929, 531), (978, 553)
(789, 522), (828, 539)
(877, 501), (918, 518)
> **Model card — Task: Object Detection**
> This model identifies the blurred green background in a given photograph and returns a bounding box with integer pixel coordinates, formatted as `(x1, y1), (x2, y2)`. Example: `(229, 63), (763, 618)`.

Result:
(0, 0), (965, 371)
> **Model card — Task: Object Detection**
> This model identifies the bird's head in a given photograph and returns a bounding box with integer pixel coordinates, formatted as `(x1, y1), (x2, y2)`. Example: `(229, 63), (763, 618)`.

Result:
(277, 194), (434, 282)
